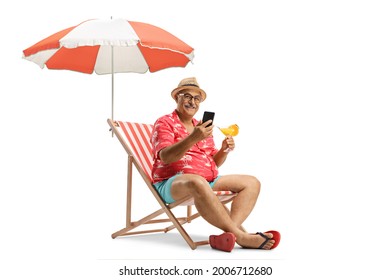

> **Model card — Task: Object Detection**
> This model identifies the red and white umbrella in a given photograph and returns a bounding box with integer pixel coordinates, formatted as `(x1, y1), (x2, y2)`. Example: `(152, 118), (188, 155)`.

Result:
(23, 18), (194, 120)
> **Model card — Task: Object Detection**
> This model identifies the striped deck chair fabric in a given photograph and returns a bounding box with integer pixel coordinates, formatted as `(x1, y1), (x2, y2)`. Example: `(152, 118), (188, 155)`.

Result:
(108, 119), (237, 249)
(117, 121), (154, 182)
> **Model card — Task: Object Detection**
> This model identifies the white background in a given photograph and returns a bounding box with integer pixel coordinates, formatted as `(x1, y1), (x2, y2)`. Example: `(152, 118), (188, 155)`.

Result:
(1, 0), (389, 279)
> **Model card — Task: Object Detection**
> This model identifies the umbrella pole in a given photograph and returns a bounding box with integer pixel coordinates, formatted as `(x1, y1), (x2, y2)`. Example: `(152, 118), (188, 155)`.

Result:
(111, 45), (114, 137)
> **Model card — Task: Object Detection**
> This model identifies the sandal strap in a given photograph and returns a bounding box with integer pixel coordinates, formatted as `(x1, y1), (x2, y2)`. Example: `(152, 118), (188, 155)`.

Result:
(256, 232), (270, 249)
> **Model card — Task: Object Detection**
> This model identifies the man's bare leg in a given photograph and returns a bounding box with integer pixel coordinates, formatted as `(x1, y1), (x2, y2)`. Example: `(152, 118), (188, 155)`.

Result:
(171, 174), (274, 249)
(213, 175), (261, 227)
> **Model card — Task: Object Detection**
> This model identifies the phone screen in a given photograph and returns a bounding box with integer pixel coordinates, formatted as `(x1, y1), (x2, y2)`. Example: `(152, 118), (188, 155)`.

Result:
(202, 111), (215, 127)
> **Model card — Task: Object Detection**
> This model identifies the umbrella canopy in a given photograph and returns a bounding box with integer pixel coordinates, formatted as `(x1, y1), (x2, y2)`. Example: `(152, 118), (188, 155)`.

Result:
(23, 18), (194, 119)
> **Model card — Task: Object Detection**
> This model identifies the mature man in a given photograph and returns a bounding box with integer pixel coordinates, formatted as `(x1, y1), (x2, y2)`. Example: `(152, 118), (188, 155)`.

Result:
(151, 77), (280, 252)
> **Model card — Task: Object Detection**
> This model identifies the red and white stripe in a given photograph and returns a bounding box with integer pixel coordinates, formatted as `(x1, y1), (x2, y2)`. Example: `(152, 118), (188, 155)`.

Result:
(118, 121), (153, 182)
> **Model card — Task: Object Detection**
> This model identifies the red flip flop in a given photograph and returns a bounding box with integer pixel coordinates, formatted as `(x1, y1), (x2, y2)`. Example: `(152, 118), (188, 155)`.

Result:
(257, 230), (281, 249)
(209, 232), (236, 252)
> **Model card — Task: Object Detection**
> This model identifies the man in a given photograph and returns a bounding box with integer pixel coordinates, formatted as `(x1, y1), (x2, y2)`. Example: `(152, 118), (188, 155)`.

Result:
(151, 77), (280, 252)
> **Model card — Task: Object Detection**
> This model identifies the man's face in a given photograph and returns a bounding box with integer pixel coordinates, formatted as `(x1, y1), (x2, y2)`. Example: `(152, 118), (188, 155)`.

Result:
(176, 90), (203, 117)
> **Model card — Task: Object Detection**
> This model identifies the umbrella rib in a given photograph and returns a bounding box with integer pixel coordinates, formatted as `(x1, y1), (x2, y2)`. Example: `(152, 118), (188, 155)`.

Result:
(138, 42), (194, 58)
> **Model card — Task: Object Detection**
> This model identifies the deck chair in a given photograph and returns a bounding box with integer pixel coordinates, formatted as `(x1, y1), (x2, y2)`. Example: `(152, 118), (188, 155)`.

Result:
(108, 119), (237, 249)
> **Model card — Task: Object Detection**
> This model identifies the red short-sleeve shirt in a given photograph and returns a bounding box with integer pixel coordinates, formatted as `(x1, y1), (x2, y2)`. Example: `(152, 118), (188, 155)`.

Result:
(151, 110), (219, 183)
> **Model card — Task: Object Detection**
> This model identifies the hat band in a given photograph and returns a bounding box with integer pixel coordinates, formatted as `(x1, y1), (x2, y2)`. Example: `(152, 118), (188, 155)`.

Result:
(181, 83), (199, 88)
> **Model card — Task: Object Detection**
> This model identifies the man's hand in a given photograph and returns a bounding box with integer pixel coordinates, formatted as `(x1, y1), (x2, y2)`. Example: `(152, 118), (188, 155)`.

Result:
(191, 120), (214, 142)
(221, 135), (235, 152)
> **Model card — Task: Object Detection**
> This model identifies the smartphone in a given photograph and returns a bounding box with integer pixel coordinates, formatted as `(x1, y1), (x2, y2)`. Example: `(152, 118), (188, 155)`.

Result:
(202, 111), (215, 127)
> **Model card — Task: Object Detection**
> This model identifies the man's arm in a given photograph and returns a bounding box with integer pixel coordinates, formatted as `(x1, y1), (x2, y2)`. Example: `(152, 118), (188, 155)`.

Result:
(213, 149), (229, 167)
(159, 135), (198, 164)
(213, 135), (235, 167)
(159, 121), (214, 164)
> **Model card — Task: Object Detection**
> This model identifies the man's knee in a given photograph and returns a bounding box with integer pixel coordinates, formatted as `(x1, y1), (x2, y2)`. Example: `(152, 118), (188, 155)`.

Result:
(171, 174), (209, 200)
(182, 175), (211, 196)
(247, 175), (261, 194)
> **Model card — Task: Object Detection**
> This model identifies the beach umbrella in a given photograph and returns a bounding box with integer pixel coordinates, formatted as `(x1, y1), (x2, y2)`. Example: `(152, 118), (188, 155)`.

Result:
(23, 18), (194, 121)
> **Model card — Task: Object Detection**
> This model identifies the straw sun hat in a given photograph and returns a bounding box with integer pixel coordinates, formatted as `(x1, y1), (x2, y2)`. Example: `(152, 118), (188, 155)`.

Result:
(171, 77), (207, 101)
